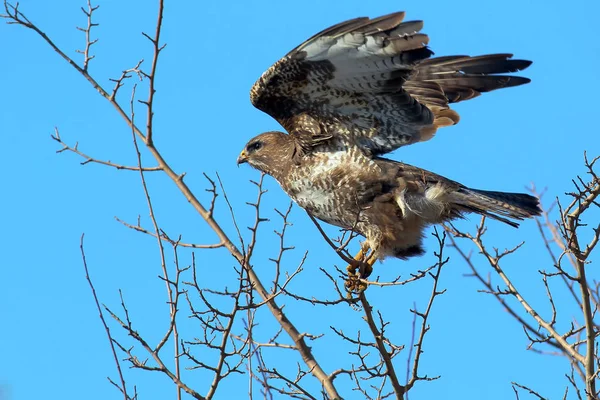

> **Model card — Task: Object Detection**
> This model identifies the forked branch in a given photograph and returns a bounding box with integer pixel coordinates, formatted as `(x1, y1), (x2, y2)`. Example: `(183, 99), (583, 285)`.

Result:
(1, 2), (342, 397)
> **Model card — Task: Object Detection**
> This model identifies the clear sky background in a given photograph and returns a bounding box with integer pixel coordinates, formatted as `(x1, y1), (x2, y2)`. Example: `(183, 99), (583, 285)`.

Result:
(1, 0), (599, 399)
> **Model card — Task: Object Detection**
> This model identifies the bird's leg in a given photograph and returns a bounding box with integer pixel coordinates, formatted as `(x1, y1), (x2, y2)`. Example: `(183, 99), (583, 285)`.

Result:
(345, 246), (368, 276)
(358, 251), (377, 279)
(345, 244), (376, 293)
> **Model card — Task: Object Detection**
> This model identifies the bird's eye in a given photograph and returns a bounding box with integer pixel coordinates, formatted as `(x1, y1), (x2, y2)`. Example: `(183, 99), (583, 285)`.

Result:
(247, 141), (263, 153)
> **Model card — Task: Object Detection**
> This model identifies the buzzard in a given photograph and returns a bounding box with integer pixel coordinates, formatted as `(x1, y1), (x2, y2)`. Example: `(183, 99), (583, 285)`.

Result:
(238, 11), (540, 276)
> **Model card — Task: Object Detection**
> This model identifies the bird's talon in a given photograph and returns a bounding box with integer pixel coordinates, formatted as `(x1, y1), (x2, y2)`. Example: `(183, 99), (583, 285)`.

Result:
(344, 274), (367, 293)
(346, 264), (357, 275)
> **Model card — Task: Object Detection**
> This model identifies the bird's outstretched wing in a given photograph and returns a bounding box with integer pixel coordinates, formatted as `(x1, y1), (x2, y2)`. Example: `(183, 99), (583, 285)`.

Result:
(250, 12), (531, 156)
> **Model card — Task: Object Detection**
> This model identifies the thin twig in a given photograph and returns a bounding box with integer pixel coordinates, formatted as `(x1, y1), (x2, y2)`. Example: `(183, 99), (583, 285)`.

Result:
(80, 234), (132, 400)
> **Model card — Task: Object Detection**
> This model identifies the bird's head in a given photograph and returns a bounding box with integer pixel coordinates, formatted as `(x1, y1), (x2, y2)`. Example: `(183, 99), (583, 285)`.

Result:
(237, 131), (294, 177)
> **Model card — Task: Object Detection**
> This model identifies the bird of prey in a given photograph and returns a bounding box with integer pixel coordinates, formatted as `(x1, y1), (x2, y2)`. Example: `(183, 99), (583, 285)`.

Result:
(237, 11), (540, 276)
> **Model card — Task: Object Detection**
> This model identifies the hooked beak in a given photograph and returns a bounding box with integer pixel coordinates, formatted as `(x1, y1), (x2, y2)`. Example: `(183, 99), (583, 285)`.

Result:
(237, 150), (248, 166)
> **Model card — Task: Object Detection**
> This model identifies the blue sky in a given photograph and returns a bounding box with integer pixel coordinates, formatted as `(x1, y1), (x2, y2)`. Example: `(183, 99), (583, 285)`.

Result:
(1, 0), (599, 399)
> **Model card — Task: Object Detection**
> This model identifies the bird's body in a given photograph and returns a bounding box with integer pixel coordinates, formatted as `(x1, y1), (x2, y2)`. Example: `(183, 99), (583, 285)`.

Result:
(245, 129), (540, 259)
(238, 11), (541, 263)
(278, 139), (429, 258)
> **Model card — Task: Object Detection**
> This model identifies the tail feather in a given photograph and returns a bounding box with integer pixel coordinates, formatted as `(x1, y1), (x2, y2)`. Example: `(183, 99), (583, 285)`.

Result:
(454, 188), (541, 228)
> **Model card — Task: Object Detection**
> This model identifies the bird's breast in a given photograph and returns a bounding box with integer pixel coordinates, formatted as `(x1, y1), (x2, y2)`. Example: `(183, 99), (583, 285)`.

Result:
(281, 148), (379, 228)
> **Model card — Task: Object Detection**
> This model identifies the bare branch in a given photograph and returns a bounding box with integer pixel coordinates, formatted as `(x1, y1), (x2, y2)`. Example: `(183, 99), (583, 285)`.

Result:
(359, 291), (405, 397)
(75, 0), (99, 71)
(52, 128), (162, 171)
(139, 0), (165, 145)
(80, 234), (133, 400)
(405, 232), (446, 390)
(511, 382), (548, 400)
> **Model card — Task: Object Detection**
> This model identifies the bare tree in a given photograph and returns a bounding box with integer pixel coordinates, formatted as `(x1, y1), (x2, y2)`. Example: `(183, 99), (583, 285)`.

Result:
(3, 2), (598, 399)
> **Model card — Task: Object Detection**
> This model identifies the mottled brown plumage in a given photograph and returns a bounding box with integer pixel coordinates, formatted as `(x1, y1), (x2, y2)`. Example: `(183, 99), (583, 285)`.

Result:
(238, 11), (540, 263)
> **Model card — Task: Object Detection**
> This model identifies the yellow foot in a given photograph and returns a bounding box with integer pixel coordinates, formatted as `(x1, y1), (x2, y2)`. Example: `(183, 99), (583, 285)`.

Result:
(345, 248), (377, 293)
(346, 247), (365, 275)
(345, 274), (368, 293)
(360, 252), (376, 278)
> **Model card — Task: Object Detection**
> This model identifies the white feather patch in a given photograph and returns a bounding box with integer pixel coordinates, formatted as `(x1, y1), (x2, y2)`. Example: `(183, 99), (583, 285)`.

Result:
(395, 184), (450, 223)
